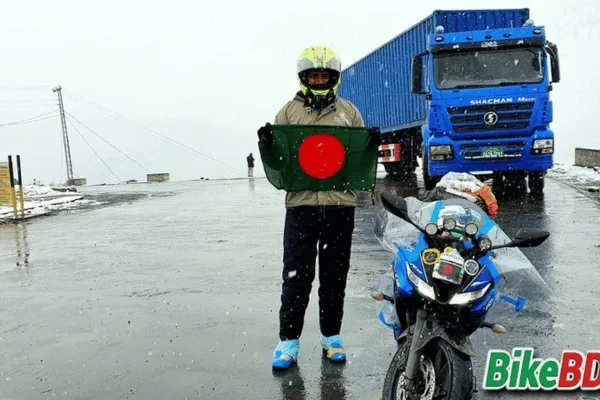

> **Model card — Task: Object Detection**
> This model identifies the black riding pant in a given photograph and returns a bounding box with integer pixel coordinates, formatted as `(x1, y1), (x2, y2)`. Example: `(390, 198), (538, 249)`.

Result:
(279, 206), (355, 340)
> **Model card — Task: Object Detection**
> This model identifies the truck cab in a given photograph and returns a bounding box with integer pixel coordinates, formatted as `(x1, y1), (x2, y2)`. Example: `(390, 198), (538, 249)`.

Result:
(412, 22), (560, 191)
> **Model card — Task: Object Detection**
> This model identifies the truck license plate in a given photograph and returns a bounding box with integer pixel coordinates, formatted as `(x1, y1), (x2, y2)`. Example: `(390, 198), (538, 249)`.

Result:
(482, 147), (504, 158)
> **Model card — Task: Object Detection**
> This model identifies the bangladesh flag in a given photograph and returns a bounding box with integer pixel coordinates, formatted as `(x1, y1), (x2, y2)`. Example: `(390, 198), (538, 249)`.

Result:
(258, 124), (378, 192)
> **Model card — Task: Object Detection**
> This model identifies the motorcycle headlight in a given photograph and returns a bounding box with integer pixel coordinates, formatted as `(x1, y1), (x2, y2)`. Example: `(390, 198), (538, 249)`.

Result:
(448, 283), (491, 305)
(406, 262), (436, 300)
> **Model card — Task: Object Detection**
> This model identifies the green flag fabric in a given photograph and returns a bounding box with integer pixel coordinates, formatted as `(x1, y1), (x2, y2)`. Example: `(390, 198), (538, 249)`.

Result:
(258, 124), (378, 192)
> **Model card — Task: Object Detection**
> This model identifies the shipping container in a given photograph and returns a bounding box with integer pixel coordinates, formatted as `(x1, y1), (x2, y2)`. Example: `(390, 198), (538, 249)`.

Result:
(338, 9), (531, 132)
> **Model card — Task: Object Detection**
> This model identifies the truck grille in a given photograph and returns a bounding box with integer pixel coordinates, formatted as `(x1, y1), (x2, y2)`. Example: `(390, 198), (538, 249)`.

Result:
(448, 102), (534, 133)
(460, 141), (526, 160)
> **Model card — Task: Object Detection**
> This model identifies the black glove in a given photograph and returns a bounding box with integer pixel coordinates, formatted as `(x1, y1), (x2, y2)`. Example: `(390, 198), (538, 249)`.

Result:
(367, 126), (381, 148)
(257, 122), (273, 143)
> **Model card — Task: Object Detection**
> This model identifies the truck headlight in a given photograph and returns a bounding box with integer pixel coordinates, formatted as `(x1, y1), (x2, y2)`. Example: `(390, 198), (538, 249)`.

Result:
(448, 283), (491, 305)
(406, 262), (436, 300)
(430, 145), (453, 160)
(533, 139), (553, 149)
(532, 139), (554, 155)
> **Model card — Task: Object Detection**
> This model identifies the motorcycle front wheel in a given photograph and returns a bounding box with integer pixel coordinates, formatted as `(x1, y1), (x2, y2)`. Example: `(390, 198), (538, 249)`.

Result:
(382, 338), (474, 400)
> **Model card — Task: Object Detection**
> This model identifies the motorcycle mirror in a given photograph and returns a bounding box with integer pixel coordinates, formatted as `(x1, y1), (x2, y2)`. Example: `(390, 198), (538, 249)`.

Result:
(380, 193), (427, 235)
(489, 229), (550, 251)
(512, 228), (550, 247)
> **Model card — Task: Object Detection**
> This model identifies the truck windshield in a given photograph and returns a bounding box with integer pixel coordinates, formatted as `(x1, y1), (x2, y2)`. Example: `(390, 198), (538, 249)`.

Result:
(433, 46), (544, 90)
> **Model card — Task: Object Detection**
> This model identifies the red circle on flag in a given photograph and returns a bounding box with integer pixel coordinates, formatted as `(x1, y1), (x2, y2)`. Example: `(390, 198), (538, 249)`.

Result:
(443, 265), (454, 275)
(298, 134), (346, 180)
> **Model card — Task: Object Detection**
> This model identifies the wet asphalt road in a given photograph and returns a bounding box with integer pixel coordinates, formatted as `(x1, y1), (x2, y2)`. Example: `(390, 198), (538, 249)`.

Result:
(0, 177), (599, 400)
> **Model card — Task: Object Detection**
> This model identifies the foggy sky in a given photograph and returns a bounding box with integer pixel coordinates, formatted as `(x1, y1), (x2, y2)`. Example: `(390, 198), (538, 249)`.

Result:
(1, 0), (598, 185)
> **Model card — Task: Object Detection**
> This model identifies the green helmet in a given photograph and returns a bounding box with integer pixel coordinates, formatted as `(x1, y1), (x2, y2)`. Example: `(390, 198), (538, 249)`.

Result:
(296, 46), (342, 109)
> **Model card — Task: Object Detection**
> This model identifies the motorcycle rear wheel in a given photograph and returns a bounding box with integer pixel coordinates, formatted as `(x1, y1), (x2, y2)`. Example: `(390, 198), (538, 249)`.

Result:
(382, 339), (473, 400)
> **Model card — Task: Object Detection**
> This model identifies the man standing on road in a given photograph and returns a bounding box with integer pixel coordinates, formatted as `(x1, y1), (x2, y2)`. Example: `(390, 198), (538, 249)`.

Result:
(257, 46), (380, 370)
(247, 153), (255, 177)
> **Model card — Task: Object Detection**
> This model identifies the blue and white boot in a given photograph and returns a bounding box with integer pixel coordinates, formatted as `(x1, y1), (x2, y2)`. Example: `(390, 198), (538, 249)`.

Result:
(272, 339), (299, 370)
(321, 334), (346, 363)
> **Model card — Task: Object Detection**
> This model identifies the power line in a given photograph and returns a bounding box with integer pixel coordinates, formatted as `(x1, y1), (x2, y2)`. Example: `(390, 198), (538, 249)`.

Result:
(65, 111), (152, 174)
(0, 86), (53, 91)
(64, 90), (244, 175)
(67, 116), (121, 182)
(66, 116), (121, 182)
(63, 89), (245, 176)
(0, 104), (57, 109)
(0, 110), (58, 127)
(0, 99), (57, 103)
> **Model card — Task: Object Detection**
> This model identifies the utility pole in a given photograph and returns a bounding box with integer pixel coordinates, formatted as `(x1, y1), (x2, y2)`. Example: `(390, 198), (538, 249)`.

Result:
(53, 86), (74, 185)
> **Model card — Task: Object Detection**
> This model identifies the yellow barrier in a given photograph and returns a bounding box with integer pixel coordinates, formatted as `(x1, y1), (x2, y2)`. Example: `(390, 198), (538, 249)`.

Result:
(1, 156), (26, 220)
(16, 156), (25, 218)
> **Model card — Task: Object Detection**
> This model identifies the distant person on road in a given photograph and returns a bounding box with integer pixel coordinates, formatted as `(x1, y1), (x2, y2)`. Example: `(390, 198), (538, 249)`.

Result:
(257, 45), (380, 370)
(247, 153), (255, 177)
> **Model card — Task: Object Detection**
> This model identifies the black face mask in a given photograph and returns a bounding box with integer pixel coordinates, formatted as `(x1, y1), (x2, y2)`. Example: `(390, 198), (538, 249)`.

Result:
(304, 89), (336, 110)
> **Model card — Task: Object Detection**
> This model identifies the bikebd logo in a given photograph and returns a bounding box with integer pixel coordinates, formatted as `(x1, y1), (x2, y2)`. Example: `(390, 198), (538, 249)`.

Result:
(484, 348), (600, 391)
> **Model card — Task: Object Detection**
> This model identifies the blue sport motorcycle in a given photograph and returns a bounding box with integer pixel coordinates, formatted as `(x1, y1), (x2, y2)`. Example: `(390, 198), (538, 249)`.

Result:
(373, 193), (550, 400)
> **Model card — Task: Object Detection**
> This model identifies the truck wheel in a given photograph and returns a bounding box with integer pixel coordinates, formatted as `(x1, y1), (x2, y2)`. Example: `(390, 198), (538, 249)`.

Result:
(529, 172), (545, 193)
(494, 172), (527, 196)
(492, 173), (505, 194)
(422, 157), (439, 190)
(384, 163), (397, 175)
(384, 162), (416, 177)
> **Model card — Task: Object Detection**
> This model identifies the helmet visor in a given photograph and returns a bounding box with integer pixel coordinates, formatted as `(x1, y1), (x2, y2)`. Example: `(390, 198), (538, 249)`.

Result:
(299, 70), (340, 91)
(297, 55), (341, 74)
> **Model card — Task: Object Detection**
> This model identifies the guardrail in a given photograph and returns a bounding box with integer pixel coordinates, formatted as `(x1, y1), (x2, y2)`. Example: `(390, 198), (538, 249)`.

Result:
(575, 148), (600, 168)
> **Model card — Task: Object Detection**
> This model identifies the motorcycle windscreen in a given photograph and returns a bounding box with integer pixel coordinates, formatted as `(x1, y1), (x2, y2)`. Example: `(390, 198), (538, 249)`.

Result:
(374, 196), (552, 306)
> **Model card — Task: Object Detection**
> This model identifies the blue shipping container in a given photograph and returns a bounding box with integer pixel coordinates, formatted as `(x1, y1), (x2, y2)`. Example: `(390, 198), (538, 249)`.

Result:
(338, 9), (530, 132)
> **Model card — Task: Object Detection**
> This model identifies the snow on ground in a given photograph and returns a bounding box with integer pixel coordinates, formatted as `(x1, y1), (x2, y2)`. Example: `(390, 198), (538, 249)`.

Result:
(378, 161), (600, 190)
(23, 185), (76, 198)
(547, 163), (600, 190)
(0, 164), (597, 222)
(0, 186), (104, 221)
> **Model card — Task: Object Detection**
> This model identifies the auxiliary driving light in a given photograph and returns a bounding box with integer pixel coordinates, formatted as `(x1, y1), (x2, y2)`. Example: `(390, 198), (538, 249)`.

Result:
(465, 223), (479, 236)
(425, 223), (439, 235)
(478, 235), (492, 251)
(443, 218), (457, 231)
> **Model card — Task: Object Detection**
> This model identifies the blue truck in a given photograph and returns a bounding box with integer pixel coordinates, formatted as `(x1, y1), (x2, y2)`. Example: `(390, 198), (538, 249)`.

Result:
(338, 9), (560, 192)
